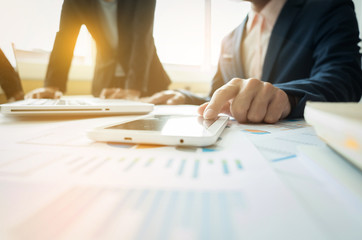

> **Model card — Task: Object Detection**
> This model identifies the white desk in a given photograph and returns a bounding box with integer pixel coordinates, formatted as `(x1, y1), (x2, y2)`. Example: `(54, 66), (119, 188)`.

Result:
(0, 105), (361, 240)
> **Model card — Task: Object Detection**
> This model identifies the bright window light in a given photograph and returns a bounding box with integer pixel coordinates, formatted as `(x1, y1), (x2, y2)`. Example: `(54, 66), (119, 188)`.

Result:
(0, 0), (251, 69)
(154, 0), (205, 66)
(154, 0), (250, 67)
(0, 0), (93, 64)
(211, 0), (250, 65)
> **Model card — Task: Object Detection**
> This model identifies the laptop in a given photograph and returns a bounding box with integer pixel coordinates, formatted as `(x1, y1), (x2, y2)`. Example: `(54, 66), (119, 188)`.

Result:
(0, 43), (154, 116)
(0, 98), (154, 116)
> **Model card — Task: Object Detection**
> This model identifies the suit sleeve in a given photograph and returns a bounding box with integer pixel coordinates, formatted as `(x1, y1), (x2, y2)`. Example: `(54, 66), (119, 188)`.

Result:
(44, 0), (82, 93)
(275, 1), (362, 118)
(0, 49), (23, 99)
(125, 0), (156, 92)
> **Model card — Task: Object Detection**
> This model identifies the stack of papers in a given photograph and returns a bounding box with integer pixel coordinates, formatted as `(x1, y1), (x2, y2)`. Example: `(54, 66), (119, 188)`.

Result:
(304, 102), (362, 170)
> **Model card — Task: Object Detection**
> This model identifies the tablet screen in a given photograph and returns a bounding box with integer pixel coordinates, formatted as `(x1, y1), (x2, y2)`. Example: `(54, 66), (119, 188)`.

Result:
(106, 115), (217, 136)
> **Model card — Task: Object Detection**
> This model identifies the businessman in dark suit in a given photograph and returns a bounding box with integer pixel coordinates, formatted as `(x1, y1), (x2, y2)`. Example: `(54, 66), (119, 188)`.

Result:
(147, 0), (362, 123)
(0, 49), (24, 102)
(27, 0), (170, 100)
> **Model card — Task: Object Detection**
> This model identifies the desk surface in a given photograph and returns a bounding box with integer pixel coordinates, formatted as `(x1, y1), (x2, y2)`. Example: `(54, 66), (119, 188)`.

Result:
(0, 105), (361, 240)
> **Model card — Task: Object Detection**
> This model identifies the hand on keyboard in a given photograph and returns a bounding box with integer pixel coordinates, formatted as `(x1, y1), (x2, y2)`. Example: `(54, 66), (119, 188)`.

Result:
(140, 90), (186, 105)
(25, 87), (63, 99)
(99, 88), (141, 100)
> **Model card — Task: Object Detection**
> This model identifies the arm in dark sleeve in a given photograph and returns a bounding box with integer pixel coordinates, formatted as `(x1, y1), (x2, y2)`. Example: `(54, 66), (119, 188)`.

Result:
(44, 0), (82, 93)
(0, 49), (23, 99)
(275, 1), (362, 118)
(175, 89), (208, 105)
(125, 0), (156, 92)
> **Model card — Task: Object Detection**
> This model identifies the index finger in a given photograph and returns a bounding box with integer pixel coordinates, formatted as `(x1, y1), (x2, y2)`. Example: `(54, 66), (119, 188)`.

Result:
(203, 79), (242, 119)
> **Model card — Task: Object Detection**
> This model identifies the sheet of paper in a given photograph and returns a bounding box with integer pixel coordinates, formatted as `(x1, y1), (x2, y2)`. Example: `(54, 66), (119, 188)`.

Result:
(1, 127), (270, 188)
(0, 111), (327, 239)
(232, 119), (326, 162)
(294, 145), (362, 240)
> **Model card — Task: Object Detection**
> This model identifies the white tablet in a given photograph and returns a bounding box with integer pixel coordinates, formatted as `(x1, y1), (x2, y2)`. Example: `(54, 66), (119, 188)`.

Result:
(87, 114), (229, 147)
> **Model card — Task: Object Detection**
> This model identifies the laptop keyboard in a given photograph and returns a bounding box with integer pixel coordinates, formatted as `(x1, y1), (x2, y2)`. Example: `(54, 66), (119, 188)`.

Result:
(21, 99), (95, 106)
(1, 98), (153, 115)
(16, 98), (141, 106)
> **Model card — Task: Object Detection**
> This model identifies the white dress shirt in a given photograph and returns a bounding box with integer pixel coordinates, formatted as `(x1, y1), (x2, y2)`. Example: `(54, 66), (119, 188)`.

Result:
(241, 0), (287, 79)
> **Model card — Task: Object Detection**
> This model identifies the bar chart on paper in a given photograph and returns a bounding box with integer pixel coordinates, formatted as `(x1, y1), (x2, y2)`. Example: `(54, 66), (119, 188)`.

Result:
(0, 148), (258, 190)
(0, 126), (268, 188)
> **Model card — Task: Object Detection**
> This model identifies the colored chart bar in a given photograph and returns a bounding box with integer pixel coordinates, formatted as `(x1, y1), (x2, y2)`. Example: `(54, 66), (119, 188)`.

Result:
(235, 160), (242, 169)
(124, 158), (139, 171)
(242, 129), (270, 135)
(271, 154), (296, 162)
(222, 160), (229, 174)
(193, 160), (200, 178)
(202, 148), (218, 153)
(85, 158), (108, 175)
(145, 158), (154, 167)
(166, 159), (173, 168)
(178, 159), (186, 176)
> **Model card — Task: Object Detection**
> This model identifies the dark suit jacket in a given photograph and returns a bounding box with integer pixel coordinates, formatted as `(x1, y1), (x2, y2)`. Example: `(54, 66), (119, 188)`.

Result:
(183, 0), (362, 118)
(45, 0), (170, 97)
(0, 49), (23, 99)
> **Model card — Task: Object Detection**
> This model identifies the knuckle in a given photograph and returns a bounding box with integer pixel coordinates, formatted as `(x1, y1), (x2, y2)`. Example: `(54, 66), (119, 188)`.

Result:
(214, 79), (242, 97)
(247, 78), (261, 88)
(229, 78), (242, 85)
(264, 114), (279, 123)
(247, 112), (263, 123)
(235, 116), (247, 123)
(263, 82), (274, 91)
(232, 110), (247, 123)
(213, 87), (230, 97)
(249, 78), (260, 84)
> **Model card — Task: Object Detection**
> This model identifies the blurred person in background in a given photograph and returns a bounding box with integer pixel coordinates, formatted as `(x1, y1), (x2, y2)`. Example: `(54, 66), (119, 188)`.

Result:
(27, 0), (170, 100)
(0, 49), (24, 102)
